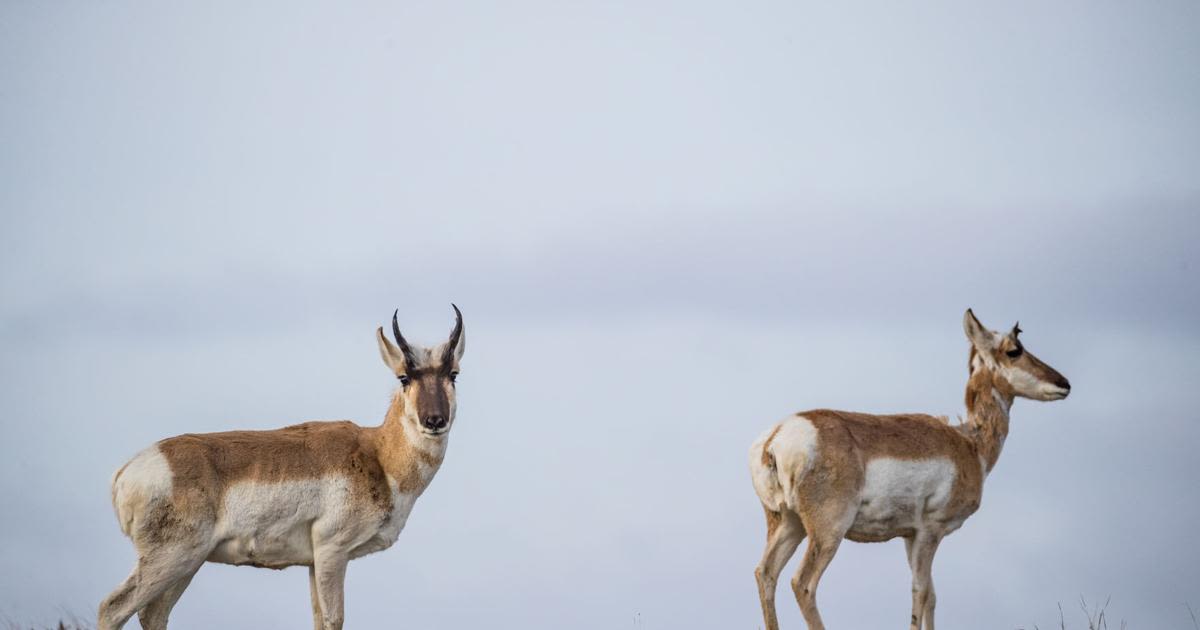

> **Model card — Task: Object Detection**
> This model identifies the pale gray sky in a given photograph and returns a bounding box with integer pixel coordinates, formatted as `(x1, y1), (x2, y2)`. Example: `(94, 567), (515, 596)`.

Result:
(1, 1), (1198, 628)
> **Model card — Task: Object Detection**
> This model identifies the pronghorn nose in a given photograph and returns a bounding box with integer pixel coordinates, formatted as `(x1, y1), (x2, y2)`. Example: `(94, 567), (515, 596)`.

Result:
(421, 415), (448, 431)
(1055, 376), (1071, 391)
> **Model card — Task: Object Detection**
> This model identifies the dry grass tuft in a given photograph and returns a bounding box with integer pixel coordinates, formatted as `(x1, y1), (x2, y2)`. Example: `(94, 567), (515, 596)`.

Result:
(0, 612), (92, 630)
(1023, 597), (1200, 630)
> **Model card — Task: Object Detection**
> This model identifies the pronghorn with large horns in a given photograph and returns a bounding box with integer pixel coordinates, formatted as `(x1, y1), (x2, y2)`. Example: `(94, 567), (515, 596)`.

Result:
(749, 309), (1071, 630)
(99, 306), (466, 630)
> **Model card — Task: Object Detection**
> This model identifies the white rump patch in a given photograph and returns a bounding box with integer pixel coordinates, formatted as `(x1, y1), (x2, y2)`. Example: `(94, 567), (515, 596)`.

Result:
(749, 416), (819, 512)
(111, 446), (174, 535)
(117, 446), (173, 497)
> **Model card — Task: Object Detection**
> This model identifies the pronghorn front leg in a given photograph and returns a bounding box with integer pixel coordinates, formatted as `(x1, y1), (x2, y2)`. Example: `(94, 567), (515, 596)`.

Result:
(311, 550), (349, 630)
(905, 533), (941, 630)
(309, 565), (324, 630)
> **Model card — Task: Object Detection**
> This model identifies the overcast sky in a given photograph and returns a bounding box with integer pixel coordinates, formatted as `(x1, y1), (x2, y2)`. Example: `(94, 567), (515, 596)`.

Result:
(2, 1), (1198, 628)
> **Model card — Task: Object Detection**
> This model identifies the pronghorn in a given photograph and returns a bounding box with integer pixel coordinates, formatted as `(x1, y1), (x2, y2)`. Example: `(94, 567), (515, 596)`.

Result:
(98, 306), (466, 630)
(749, 309), (1070, 630)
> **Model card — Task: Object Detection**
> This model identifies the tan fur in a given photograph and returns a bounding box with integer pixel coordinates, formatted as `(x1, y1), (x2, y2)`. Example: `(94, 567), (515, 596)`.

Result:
(156, 422), (394, 528)
(751, 310), (1069, 630)
(135, 385), (449, 554)
(100, 308), (465, 630)
(795, 409), (986, 543)
(374, 388), (449, 493)
(958, 368), (1012, 473)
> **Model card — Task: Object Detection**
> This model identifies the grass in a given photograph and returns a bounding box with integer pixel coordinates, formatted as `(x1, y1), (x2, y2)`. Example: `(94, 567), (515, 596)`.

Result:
(1019, 597), (1200, 630)
(1, 617), (91, 630)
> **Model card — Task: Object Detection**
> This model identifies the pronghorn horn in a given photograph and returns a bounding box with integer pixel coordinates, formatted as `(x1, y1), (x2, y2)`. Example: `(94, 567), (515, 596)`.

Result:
(1012, 321), (1022, 336)
(442, 304), (464, 367)
(391, 309), (418, 368)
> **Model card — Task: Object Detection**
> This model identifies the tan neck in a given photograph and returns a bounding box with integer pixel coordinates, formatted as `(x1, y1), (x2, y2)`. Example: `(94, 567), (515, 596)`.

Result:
(960, 367), (1013, 473)
(371, 391), (446, 494)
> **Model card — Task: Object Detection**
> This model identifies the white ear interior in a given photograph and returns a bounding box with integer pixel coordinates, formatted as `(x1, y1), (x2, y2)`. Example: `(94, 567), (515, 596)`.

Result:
(962, 309), (994, 350)
(376, 327), (406, 374)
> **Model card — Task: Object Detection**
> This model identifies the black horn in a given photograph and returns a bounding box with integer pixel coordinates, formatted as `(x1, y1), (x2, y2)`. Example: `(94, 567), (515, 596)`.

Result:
(391, 309), (419, 367)
(442, 304), (463, 368)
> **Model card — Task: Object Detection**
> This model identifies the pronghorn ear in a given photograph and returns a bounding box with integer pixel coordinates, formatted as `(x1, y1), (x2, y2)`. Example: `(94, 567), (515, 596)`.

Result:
(962, 308), (994, 350)
(377, 327), (407, 375)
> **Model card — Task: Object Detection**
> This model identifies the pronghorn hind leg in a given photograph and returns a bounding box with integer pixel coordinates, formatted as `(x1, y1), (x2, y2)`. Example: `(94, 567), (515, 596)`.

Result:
(137, 565), (201, 630)
(97, 566), (138, 630)
(790, 524), (846, 630)
(755, 507), (805, 630)
(790, 535), (843, 630)
(98, 545), (207, 630)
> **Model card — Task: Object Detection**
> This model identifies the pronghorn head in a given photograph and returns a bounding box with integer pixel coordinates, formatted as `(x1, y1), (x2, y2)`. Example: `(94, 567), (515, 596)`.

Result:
(376, 305), (465, 437)
(963, 308), (1070, 401)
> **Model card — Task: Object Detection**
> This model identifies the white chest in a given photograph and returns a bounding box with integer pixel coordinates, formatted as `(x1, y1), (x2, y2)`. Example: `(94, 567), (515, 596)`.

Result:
(351, 483), (419, 558)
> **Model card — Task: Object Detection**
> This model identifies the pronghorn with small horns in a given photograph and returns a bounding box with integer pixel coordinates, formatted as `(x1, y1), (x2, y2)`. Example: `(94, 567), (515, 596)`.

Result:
(99, 306), (466, 630)
(749, 309), (1071, 630)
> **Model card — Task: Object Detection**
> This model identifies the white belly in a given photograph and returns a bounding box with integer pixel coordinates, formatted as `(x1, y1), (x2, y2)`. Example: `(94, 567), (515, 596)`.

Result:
(208, 522), (316, 568)
(849, 457), (956, 540)
(207, 476), (421, 568)
(208, 478), (338, 568)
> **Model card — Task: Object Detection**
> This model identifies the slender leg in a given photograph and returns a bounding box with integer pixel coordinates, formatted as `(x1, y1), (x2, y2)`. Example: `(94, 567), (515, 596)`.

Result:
(755, 508), (806, 630)
(791, 533), (843, 630)
(905, 537), (919, 630)
(906, 534), (941, 630)
(97, 566), (139, 630)
(98, 546), (207, 630)
(309, 565), (325, 630)
(920, 539), (940, 630)
(312, 550), (349, 630)
(137, 565), (201, 630)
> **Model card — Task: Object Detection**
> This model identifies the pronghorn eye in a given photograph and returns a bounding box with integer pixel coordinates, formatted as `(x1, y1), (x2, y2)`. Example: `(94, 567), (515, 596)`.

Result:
(448, 371), (458, 383)
(1005, 347), (1023, 358)
(398, 374), (411, 386)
